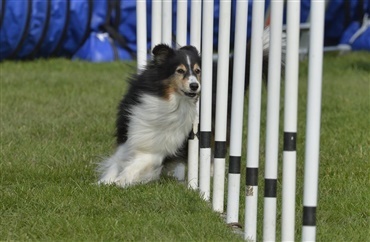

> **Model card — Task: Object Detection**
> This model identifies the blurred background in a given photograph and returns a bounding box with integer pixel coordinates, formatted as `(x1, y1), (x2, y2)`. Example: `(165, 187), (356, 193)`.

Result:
(0, 0), (369, 62)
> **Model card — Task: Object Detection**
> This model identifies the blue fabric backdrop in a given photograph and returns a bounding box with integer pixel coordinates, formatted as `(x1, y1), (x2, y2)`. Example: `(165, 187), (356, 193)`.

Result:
(0, 0), (368, 62)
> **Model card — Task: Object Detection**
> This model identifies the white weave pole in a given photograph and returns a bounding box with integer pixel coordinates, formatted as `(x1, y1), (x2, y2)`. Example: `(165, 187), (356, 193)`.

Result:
(151, 0), (162, 50)
(190, 0), (201, 49)
(176, 0), (188, 47)
(187, 0), (202, 191)
(212, 0), (232, 213)
(281, 0), (300, 241)
(198, 0), (213, 197)
(165, 0), (188, 182)
(302, 0), (325, 241)
(136, 0), (147, 71)
(226, 0), (248, 223)
(162, 0), (172, 45)
(244, 0), (265, 240)
(262, 0), (284, 240)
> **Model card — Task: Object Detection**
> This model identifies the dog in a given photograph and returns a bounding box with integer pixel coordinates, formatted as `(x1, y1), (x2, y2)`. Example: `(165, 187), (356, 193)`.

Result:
(98, 44), (201, 187)
(98, 28), (278, 187)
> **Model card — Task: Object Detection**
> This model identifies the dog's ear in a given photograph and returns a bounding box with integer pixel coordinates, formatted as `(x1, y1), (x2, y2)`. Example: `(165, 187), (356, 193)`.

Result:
(152, 44), (175, 64)
(179, 45), (200, 57)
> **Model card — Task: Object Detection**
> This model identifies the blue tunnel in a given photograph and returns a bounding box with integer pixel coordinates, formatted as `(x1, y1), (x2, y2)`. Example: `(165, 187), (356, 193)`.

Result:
(0, 0), (368, 62)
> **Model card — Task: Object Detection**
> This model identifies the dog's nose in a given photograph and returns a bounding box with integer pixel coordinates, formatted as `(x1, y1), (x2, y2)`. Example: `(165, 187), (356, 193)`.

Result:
(190, 82), (199, 91)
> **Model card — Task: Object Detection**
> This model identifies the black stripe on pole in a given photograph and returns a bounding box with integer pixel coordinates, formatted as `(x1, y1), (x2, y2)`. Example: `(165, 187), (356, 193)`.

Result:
(303, 206), (316, 226)
(246, 167), (258, 186)
(284, 132), (297, 151)
(188, 129), (195, 140)
(229, 156), (241, 174)
(200, 131), (211, 148)
(214, 141), (226, 158)
(264, 179), (277, 197)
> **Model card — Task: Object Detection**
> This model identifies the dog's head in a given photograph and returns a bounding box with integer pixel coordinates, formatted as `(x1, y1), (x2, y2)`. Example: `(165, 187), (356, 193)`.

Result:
(151, 44), (201, 100)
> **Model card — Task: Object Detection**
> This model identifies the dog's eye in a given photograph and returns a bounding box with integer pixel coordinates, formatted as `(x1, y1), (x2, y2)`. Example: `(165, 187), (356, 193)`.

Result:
(177, 69), (186, 74)
(194, 68), (201, 75)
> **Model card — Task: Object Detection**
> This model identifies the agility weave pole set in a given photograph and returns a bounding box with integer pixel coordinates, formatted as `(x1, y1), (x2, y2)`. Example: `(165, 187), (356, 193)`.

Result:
(136, 0), (325, 241)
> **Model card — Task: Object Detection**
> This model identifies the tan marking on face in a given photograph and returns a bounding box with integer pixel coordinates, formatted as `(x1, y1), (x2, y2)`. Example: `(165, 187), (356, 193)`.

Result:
(193, 63), (201, 79)
(164, 85), (176, 100)
(163, 63), (201, 100)
(175, 64), (187, 75)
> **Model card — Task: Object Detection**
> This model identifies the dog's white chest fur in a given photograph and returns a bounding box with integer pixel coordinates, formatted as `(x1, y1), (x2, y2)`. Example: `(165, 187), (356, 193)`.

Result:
(128, 93), (197, 155)
(98, 93), (197, 187)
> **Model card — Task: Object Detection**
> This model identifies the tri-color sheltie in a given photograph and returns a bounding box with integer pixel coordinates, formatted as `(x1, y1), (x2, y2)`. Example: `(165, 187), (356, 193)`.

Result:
(98, 28), (275, 187)
(98, 44), (201, 187)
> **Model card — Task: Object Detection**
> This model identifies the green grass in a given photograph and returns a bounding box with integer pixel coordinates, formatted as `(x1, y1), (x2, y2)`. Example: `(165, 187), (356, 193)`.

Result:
(1, 52), (369, 241)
